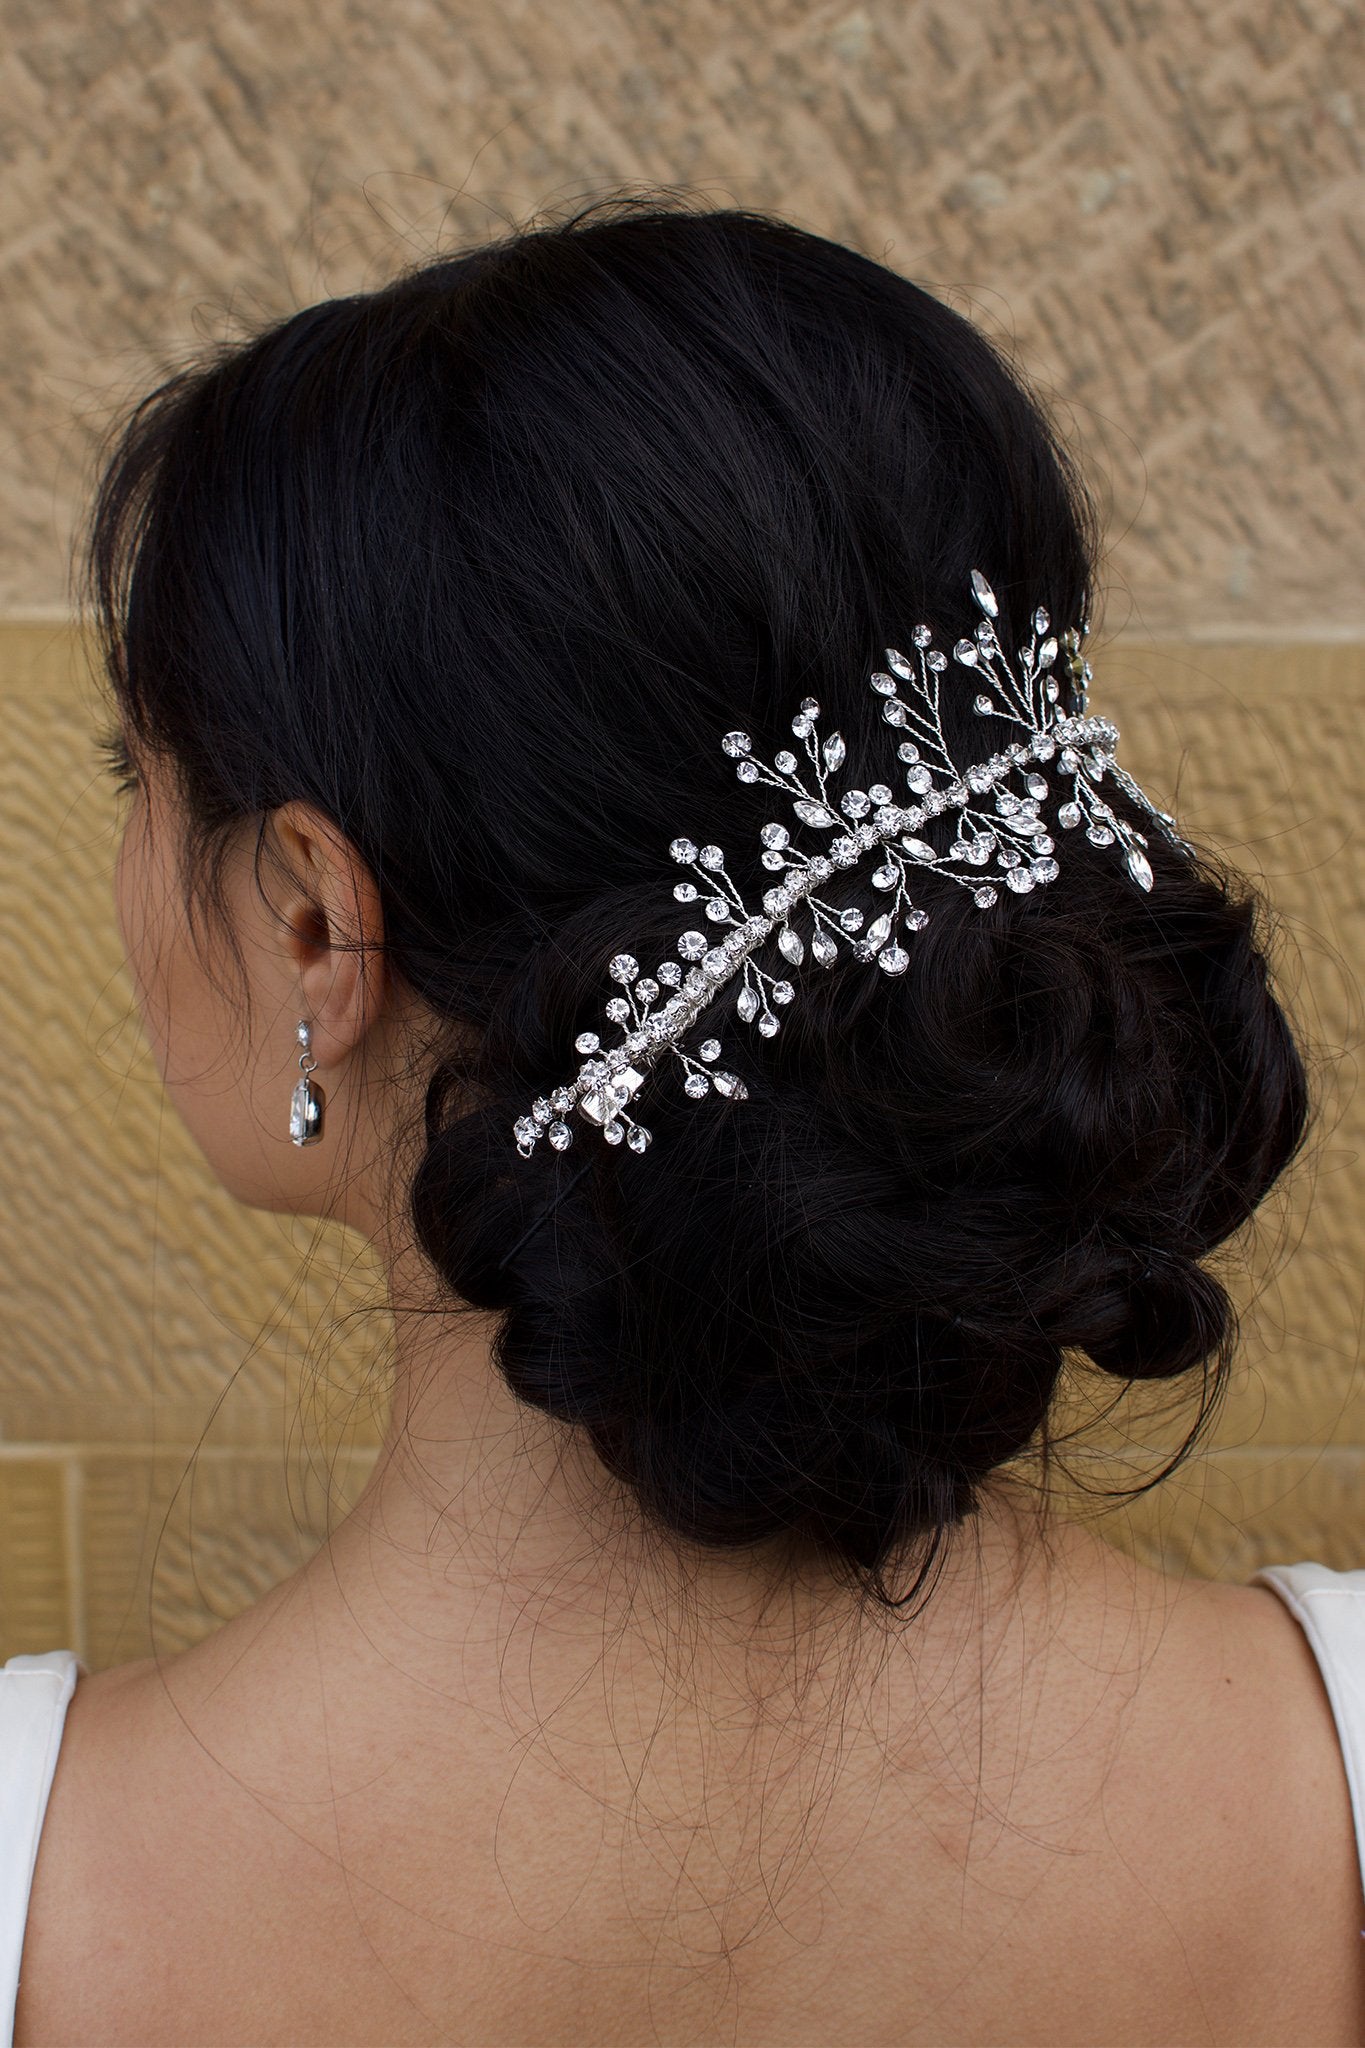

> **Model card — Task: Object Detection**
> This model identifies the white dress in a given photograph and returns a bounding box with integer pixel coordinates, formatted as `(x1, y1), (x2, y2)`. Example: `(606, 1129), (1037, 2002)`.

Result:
(0, 1564), (1362, 2041)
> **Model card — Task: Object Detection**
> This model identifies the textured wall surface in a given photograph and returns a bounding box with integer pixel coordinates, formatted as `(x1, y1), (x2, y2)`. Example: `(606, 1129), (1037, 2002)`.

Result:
(2, 0), (1362, 632)
(1, 0), (1362, 1665)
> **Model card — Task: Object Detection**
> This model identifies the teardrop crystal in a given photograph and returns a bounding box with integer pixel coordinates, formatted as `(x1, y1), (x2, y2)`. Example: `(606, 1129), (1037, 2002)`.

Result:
(793, 799), (837, 828)
(822, 732), (846, 772)
(778, 926), (805, 965)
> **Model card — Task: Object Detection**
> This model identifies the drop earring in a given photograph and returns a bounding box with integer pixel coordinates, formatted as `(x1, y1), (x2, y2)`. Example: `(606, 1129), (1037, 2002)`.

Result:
(289, 1019), (325, 1146)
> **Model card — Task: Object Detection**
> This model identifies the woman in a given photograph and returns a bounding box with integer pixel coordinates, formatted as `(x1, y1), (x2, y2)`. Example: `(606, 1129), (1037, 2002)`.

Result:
(4, 193), (1361, 2046)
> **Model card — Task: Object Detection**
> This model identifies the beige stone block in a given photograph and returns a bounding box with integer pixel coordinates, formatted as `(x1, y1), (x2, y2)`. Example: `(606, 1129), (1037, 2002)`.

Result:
(0, 2), (1360, 634)
(0, 1454), (76, 1659)
(1080, 1446), (1365, 1584)
(80, 1446), (378, 1670)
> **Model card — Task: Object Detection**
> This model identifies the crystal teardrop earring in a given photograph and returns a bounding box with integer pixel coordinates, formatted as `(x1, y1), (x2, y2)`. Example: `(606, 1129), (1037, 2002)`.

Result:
(289, 1019), (325, 1146)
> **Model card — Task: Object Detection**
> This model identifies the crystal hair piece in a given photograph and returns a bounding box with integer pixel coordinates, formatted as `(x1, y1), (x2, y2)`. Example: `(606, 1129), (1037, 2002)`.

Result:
(514, 569), (1191, 1158)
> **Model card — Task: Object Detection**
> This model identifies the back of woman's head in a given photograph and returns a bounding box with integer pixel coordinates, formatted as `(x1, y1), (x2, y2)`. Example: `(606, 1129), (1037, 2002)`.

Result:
(90, 193), (1310, 1608)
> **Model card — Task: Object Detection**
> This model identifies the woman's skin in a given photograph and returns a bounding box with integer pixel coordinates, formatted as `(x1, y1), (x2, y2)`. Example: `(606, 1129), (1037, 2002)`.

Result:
(15, 751), (1365, 2046)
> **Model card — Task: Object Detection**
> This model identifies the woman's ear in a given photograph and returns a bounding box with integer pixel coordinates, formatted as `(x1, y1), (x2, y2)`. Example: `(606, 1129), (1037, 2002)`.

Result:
(266, 801), (387, 1068)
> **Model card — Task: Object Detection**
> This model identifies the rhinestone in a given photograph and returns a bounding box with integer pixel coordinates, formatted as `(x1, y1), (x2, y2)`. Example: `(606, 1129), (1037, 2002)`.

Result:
(974, 885), (998, 908)
(656, 962), (683, 987)
(674, 881), (698, 901)
(911, 626), (932, 649)
(872, 862), (899, 889)
(866, 913), (892, 948)
(807, 857), (833, 882)
(778, 926), (804, 965)
(974, 694), (994, 715)
(772, 980), (795, 1004)
(699, 1039), (722, 1061)
(800, 697), (819, 716)
(1060, 748), (1080, 773)
(1038, 636), (1058, 669)
(636, 979), (659, 1004)
(761, 822), (790, 849)
(574, 1031), (600, 1054)
(831, 838), (858, 867)
(882, 700), (908, 726)
(626, 1126), (652, 1153)
(1035, 736), (1056, 761)
(794, 799), (837, 828)
(839, 907), (864, 932)
(514, 1116), (537, 1146)
(737, 986), (760, 1023)
(953, 639), (979, 667)
(721, 731), (752, 757)
(757, 1011), (780, 1038)
(1127, 845), (1154, 890)
(812, 931), (837, 965)
(609, 953), (639, 983)
(1058, 802), (1082, 828)
(550, 1088), (574, 1112)
(868, 783), (892, 805)
(904, 766), (933, 794)
(698, 845), (724, 869)
(791, 716), (814, 739)
(1033, 834), (1055, 854)
(1033, 606), (1050, 635)
(970, 569), (998, 616)
(976, 620), (995, 645)
(900, 837), (936, 861)
(669, 839), (697, 864)
(774, 750), (798, 774)
(703, 949), (730, 978)
(1005, 868), (1035, 893)
(870, 671), (898, 695)
(603, 1121), (625, 1144)
(823, 732), (846, 772)
(705, 898), (731, 922)
(761, 851), (786, 870)
(684, 1071), (710, 1098)
(736, 759), (759, 782)
(605, 998), (631, 1024)
(840, 789), (870, 818)
(1045, 679), (1060, 703)
(1031, 857), (1060, 883)
(897, 742), (920, 763)
(547, 1121), (572, 1150)
(712, 1071), (748, 1099)
(928, 651), (947, 672)
(1026, 774), (1048, 799)
(886, 649), (915, 677)
(966, 765), (994, 793)
(878, 943), (910, 975)
(678, 931), (708, 960)
(996, 792), (1020, 816)
(948, 782), (969, 805)
(966, 836), (993, 865)
(906, 907), (929, 931)
(1086, 825), (1115, 847)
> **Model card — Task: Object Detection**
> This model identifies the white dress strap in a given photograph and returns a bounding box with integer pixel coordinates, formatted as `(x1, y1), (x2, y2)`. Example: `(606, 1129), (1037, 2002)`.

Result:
(1254, 1561), (1365, 1909)
(0, 1652), (80, 2048)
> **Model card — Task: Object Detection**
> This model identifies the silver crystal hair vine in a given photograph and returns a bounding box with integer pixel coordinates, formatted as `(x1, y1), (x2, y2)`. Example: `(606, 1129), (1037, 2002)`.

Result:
(513, 569), (1192, 1159)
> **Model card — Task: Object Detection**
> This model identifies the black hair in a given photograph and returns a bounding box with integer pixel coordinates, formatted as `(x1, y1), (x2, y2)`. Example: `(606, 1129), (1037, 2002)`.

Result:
(88, 191), (1310, 1610)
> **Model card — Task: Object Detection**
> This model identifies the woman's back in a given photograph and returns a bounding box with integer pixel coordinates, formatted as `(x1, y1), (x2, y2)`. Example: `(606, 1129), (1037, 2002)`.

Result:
(16, 1522), (1365, 2046)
